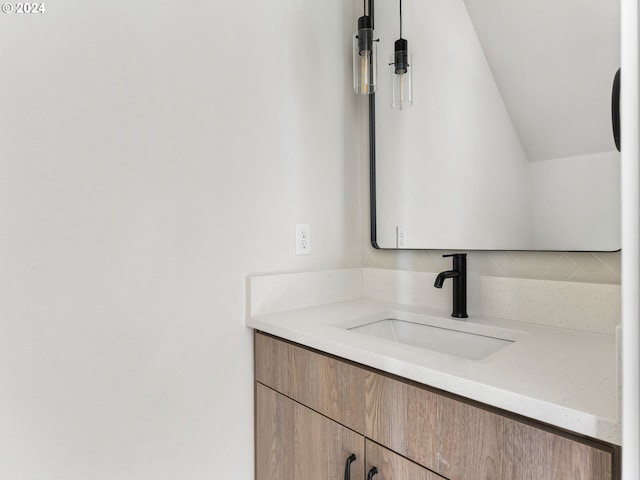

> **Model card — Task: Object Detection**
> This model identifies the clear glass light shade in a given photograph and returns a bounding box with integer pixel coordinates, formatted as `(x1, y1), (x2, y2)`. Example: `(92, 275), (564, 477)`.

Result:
(353, 30), (378, 95)
(390, 52), (412, 109)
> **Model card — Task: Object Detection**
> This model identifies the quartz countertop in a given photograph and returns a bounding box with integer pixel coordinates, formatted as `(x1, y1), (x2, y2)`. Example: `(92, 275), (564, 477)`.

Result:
(247, 298), (620, 445)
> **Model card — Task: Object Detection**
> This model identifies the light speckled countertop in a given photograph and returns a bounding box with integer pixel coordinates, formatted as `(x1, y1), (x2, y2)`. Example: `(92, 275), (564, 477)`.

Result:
(247, 298), (620, 445)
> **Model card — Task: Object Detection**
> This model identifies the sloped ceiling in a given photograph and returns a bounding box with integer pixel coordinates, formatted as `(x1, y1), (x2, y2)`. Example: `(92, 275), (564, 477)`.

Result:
(462, 0), (620, 162)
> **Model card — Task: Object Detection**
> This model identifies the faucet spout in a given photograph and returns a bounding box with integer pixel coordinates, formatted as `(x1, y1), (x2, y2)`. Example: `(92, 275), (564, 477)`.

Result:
(434, 270), (460, 288)
(435, 254), (468, 318)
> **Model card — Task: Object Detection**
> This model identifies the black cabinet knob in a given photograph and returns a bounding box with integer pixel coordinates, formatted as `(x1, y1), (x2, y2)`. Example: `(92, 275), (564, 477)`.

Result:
(367, 466), (378, 480)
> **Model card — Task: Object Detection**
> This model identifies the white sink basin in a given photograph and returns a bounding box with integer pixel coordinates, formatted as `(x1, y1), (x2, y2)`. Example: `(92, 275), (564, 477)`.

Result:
(336, 312), (519, 360)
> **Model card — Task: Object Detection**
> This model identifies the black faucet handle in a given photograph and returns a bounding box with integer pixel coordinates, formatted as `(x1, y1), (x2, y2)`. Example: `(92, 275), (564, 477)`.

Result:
(443, 253), (466, 258)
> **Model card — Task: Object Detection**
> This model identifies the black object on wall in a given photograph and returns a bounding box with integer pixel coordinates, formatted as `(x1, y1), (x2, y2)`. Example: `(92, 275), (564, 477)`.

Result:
(612, 68), (621, 152)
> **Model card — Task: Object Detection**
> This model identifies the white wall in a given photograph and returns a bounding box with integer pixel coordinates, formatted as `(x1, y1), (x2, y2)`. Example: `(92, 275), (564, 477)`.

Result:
(529, 151), (621, 251)
(0, 1), (360, 479)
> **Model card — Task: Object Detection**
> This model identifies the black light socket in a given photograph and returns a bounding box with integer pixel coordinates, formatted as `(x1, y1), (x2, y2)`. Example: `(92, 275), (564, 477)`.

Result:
(393, 38), (409, 74)
(357, 15), (373, 55)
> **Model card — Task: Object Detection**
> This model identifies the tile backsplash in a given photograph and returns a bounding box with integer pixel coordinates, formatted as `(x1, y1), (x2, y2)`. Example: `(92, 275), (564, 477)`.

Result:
(362, 268), (620, 334)
(247, 268), (620, 334)
(361, 249), (621, 285)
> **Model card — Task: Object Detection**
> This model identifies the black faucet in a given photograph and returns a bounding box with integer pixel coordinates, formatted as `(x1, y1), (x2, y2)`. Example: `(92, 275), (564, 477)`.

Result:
(434, 253), (468, 318)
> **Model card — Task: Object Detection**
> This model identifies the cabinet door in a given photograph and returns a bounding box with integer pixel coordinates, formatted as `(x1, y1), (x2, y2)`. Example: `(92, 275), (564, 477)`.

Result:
(365, 440), (447, 480)
(365, 373), (614, 480)
(256, 383), (365, 480)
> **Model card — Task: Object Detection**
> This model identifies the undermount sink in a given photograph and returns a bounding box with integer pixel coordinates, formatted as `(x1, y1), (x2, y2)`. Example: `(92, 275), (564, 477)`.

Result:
(337, 313), (518, 360)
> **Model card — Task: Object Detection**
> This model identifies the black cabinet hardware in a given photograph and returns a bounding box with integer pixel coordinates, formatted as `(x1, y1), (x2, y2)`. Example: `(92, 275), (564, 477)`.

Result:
(344, 453), (357, 480)
(367, 466), (378, 480)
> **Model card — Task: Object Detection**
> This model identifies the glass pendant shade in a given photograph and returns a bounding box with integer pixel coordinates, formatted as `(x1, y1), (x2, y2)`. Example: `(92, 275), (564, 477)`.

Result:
(391, 39), (412, 109)
(353, 15), (378, 95)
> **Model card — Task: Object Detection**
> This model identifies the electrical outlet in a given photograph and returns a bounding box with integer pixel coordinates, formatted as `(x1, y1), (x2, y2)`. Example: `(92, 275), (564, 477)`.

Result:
(296, 224), (311, 255)
(396, 226), (406, 248)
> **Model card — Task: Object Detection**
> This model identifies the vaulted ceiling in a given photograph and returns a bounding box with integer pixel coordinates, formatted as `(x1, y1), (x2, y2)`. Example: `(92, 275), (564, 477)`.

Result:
(462, 0), (620, 162)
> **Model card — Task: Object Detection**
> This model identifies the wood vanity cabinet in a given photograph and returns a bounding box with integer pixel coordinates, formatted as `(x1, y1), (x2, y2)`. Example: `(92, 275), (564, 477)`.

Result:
(256, 383), (365, 480)
(254, 332), (619, 480)
(255, 383), (440, 480)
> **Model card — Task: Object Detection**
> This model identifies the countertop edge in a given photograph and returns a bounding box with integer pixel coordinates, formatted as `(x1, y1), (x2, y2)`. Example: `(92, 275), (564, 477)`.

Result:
(247, 314), (621, 446)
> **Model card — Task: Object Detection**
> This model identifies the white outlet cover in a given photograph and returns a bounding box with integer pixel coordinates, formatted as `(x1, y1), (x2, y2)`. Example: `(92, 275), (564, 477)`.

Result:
(296, 224), (311, 255)
(396, 226), (406, 248)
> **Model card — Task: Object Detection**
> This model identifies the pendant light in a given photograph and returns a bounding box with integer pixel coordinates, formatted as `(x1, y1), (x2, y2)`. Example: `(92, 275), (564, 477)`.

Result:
(353, 0), (378, 95)
(390, 0), (412, 109)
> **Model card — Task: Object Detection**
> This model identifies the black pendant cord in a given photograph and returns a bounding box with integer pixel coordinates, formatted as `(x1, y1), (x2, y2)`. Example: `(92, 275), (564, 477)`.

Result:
(399, 0), (402, 38)
(368, 0), (378, 248)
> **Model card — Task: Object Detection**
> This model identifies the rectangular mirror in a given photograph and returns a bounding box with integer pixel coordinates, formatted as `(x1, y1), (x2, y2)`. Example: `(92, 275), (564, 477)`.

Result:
(371, 0), (620, 251)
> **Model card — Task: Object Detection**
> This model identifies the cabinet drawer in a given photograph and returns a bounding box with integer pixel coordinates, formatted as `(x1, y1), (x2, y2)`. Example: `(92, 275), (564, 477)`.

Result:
(365, 373), (615, 480)
(255, 332), (366, 434)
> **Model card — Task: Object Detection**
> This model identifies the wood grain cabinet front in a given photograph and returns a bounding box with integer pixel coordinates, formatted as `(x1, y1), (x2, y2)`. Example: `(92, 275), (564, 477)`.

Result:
(256, 383), (365, 480)
(365, 372), (616, 480)
(254, 332), (619, 480)
(365, 440), (447, 480)
(255, 329), (366, 434)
